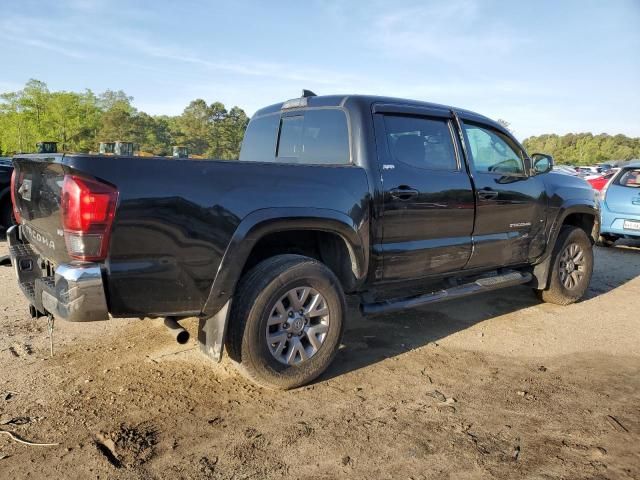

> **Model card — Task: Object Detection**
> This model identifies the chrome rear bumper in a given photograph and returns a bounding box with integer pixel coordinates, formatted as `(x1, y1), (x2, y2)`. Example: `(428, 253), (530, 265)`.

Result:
(7, 225), (109, 321)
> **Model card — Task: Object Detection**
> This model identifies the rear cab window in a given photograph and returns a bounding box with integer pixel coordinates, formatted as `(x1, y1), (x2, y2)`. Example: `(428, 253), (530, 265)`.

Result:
(240, 108), (350, 165)
(239, 114), (280, 162)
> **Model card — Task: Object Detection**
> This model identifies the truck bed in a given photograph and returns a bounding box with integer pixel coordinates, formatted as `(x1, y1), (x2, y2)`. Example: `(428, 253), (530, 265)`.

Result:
(11, 153), (370, 317)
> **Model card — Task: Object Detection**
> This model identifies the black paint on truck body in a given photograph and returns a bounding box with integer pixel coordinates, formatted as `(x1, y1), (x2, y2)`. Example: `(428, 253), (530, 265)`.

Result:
(10, 94), (598, 319)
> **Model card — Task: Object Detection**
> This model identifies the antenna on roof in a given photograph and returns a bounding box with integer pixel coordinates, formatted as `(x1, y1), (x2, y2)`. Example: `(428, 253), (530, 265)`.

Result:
(301, 89), (317, 98)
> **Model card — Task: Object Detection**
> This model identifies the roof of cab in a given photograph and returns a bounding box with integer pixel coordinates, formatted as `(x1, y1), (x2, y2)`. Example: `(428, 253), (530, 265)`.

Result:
(253, 94), (496, 125)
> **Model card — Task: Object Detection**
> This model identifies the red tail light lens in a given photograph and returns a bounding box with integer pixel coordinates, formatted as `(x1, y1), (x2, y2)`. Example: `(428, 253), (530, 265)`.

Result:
(10, 169), (22, 224)
(61, 175), (118, 260)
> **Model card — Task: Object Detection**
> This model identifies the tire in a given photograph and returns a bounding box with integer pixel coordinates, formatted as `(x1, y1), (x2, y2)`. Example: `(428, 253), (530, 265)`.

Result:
(535, 226), (594, 305)
(226, 254), (346, 390)
(596, 234), (616, 247)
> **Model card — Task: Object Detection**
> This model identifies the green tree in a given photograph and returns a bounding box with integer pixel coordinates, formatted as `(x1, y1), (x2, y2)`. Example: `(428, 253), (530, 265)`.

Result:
(178, 99), (212, 155)
(219, 106), (249, 159)
(97, 102), (136, 143)
(98, 90), (134, 111)
(44, 91), (101, 151)
(134, 113), (172, 155)
(0, 79), (251, 158)
(523, 132), (640, 165)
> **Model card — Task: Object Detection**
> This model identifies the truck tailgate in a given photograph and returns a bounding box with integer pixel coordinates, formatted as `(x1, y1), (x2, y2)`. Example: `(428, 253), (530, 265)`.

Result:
(12, 154), (70, 264)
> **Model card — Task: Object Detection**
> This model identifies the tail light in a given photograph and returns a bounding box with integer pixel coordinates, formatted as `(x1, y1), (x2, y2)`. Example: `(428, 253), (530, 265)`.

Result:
(61, 175), (118, 261)
(10, 169), (22, 224)
(600, 171), (619, 204)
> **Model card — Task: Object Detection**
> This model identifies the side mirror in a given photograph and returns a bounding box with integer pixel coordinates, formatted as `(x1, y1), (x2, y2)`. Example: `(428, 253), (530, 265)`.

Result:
(531, 153), (553, 175)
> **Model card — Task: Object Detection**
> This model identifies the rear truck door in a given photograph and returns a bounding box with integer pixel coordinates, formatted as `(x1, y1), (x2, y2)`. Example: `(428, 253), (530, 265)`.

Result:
(458, 116), (547, 269)
(372, 104), (475, 281)
(12, 155), (70, 265)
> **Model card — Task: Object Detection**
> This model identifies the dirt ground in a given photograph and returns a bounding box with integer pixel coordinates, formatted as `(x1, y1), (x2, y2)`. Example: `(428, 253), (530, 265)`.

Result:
(0, 239), (639, 480)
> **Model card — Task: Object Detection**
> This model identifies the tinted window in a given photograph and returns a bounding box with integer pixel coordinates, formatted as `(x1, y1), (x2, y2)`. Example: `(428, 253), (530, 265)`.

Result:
(277, 116), (304, 158)
(239, 113), (279, 162)
(276, 109), (350, 164)
(464, 124), (525, 175)
(617, 168), (640, 188)
(383, 115), (457, 171)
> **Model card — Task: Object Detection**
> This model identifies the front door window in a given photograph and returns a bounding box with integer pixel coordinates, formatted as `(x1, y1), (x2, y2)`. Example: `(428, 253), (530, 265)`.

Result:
(464, 124), (525, 175)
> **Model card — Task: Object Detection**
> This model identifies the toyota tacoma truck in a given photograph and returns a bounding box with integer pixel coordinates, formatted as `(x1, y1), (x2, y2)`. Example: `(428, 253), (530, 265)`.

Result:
(7, 92), (598, 389)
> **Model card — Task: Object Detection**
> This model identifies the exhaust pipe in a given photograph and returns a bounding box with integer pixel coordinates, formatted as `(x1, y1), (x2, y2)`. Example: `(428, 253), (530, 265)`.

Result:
(163, 317), (190, 344)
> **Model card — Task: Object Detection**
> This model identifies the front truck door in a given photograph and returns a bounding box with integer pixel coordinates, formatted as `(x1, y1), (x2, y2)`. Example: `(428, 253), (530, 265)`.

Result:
(459, 117), (547, 269)
(373, 106), (475, 282)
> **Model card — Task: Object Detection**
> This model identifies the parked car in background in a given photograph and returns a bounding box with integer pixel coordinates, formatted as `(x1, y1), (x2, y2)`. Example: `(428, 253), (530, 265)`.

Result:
(0, 157), (15, 231)
(598, 163), (640, 246)
(553, 165), (579, 176)
(597, 163), (613, 172)
(587, 168), (618, 191)
(577, 166), (602, 177)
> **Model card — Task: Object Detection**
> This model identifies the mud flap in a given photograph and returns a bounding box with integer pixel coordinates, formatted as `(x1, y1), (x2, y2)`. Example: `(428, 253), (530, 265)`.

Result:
(197, 300), (232, 362)
(531, 254), (553, 290)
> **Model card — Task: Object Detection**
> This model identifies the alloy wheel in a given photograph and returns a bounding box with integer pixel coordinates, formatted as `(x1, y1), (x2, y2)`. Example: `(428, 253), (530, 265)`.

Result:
(266, 287), (330, 366)
(558, 242), (586, 289)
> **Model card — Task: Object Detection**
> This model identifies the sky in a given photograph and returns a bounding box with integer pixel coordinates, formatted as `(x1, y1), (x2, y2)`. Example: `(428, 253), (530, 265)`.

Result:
(1, 0), (639, 140)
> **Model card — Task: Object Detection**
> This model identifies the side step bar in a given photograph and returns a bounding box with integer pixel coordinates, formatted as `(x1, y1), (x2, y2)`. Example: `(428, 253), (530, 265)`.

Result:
(361, 270), (532, 316)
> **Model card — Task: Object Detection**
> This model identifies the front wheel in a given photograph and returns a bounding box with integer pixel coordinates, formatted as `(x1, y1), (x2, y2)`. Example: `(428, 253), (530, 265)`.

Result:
(226, 255), (346, 390)
(535, 226), (594, 305)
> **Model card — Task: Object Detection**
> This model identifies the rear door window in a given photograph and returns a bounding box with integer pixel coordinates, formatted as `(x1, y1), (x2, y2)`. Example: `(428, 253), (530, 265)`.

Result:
(276, 109), (350, 164)
(383, 115), (458, 171)
(617, 168), (640, 188)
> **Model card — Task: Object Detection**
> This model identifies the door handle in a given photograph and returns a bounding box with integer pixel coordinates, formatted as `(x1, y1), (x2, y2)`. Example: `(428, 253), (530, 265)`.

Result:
(477, 189), (499, 201)
(390, 186), (419, 201)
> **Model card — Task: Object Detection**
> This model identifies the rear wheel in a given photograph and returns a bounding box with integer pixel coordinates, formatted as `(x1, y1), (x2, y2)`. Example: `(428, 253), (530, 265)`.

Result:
(226, 254), (346, 390)
(536, 226), (593, 305)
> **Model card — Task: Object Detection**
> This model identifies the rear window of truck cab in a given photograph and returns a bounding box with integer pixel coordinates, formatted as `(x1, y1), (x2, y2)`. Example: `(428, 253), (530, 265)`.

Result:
(239, 109), (350, 165)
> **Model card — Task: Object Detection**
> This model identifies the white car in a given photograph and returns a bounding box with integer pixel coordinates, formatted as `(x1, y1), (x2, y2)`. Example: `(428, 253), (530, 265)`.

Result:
(553, 165), (579, 176)
(577, 166), (602, 177)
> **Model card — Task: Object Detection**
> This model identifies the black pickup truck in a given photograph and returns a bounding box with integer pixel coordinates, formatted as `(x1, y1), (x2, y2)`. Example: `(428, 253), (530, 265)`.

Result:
(7, 93), (598, 389)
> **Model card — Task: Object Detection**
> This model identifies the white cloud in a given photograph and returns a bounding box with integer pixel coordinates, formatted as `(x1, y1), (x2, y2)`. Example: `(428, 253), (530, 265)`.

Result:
(60, 0), (107, 12)
(0, 16), (89, 59)
(368, 0), (530, 65)
(113, 34), (363, 87)
(5, 35), (87, 59)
